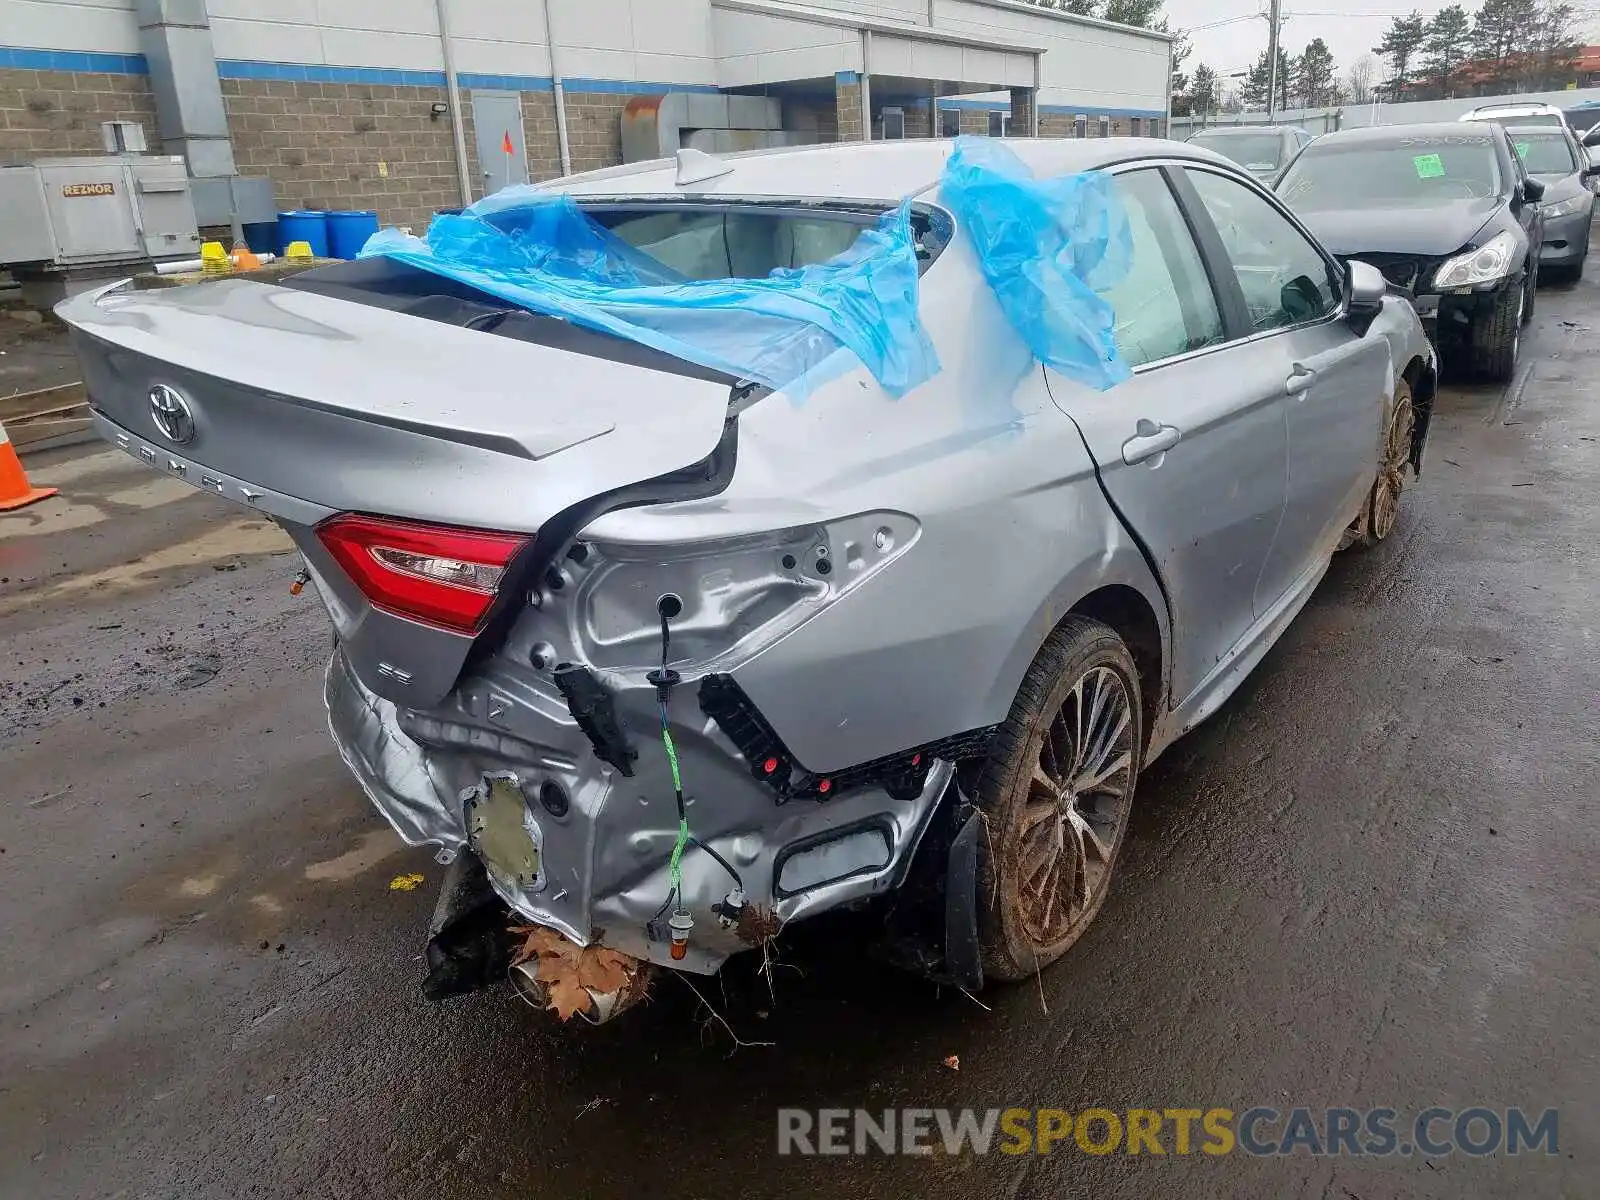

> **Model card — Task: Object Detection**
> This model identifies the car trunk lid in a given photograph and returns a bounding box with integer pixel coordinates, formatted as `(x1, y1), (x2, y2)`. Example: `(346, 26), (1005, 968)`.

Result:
(57, 277), (736, 534)
(56, 277), (738, 707)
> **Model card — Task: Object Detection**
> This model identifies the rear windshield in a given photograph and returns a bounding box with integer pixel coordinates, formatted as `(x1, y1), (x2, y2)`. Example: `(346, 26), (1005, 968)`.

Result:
(580, 204), (902, 281)
(1188, 132), (1284, 171)
(1512, 131), (1579, 174)
(1277, 135), (1502, 208)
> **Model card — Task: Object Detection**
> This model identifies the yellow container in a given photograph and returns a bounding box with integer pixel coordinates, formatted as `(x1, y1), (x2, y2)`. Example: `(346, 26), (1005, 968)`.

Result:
(199, 241), (231, 275)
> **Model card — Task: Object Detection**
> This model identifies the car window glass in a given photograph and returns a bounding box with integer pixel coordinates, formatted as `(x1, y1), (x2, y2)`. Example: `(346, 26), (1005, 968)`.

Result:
(1185, 169), (1342, 333)
(592, 209), (868, 279)
(1188, 132), (1286, 171)
(1097, 169), (1225, 367)
(1513, 132), (1578, 174)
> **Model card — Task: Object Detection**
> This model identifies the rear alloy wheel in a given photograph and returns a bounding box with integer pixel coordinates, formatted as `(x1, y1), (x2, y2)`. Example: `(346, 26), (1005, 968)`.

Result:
(975, 617), (1143, 982)
(1359, 378), (1416, 546)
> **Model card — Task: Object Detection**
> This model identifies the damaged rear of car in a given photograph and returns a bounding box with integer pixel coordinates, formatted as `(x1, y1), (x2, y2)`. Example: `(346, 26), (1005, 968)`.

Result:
(59, 137), (1433, 1026)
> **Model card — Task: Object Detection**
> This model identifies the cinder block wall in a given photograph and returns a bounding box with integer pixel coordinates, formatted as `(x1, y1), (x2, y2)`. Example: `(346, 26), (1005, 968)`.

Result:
(564, 92), (630, 173)
(0, 68), (157, 156)
(220, 79), (467, 233)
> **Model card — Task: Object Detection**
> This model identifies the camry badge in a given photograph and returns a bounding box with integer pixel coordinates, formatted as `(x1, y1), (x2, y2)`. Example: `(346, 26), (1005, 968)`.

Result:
(148, 383), (196, 445)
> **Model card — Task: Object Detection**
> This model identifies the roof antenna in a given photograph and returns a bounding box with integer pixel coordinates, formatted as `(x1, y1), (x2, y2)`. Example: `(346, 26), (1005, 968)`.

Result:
(675, 147), (733, 186)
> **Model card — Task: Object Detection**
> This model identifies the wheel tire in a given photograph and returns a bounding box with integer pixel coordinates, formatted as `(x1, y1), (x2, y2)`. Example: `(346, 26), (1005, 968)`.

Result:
(974, 616), (1144, 983)
(1351, 377), (1416, 549)
(1470, 283), (1523, 382)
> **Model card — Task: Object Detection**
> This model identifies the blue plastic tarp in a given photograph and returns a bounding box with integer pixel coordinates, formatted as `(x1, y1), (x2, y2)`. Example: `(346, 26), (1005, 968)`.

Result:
(361, 186), (939, 397)
(939, 136), (1133, 391)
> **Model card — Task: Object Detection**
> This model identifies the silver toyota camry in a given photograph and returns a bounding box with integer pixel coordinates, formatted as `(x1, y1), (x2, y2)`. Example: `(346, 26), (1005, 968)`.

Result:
(57, 138), (1435, 1024)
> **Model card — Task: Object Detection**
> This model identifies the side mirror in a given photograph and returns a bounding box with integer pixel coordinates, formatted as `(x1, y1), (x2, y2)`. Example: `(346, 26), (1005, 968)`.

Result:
(1583, 166), (1600, 182)
(1582, 126), (1600, 148)
(1522, 177), (1547, 203)
(1346, 260), (1386, 331)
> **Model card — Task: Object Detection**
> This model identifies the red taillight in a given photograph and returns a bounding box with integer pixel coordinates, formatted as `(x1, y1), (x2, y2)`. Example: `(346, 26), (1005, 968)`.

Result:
(315, 513), (531, 635)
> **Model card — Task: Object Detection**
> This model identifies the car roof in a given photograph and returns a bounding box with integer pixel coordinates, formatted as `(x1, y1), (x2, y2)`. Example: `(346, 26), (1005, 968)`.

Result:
(547, 138), (1237, 202)
(1461, 103), (1562, 118)
(1299, 121), (1499, 149)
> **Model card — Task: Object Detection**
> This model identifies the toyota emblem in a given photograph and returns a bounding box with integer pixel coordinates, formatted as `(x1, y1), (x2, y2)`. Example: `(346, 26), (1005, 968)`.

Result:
(148, 383), (195, 445)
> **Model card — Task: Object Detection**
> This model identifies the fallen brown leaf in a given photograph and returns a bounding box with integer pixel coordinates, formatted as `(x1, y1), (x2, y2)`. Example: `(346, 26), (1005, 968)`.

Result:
(543, 972), (594, 1021)
(577, 947), (632, 994)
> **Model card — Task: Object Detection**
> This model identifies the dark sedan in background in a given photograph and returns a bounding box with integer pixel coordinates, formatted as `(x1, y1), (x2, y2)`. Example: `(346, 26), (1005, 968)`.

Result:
(1277, 121), (1544, 381)
(1508, 124), (1597, 281)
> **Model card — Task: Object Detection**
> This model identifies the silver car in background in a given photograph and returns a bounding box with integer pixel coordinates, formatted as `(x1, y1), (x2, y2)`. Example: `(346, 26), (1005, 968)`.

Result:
(1508, 124), (1599, 280)
(1185, 125), (1313, 183)
(57, 139), (1435, 1024)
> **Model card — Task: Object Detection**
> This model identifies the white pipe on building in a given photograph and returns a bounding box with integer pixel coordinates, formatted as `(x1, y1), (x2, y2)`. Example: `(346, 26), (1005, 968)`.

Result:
(435, 0), (473, 204)
(544, 0), (573, 175)
(861, 30), (873, 141)
(1032, 53), (1042, 137)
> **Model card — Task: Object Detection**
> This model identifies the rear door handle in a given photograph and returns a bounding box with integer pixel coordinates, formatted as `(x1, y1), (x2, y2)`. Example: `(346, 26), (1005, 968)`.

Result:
(1122, 420), (1181, 465)
(1286, 363), (1317, 394)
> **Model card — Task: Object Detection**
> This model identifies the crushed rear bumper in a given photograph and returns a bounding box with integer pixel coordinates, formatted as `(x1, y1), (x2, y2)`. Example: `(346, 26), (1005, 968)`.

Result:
(324, 648), (954, 974)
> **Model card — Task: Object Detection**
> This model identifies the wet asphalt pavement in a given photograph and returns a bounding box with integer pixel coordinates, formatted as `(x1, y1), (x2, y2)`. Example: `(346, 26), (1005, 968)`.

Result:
(3, 276), (1598, 1200)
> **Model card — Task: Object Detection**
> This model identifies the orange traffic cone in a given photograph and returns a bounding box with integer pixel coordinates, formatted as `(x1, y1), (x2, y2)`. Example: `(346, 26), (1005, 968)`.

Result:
(0, 418), (58, 511)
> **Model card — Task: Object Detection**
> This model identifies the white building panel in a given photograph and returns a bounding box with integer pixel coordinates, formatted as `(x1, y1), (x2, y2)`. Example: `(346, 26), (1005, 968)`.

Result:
(1, 0), (141, 54)
(555, 45), (638, 81)
(628, 0), (716, 62)
(314, 0), (438, 38)
(633, 51), (716, 85)
(870, 36), (913, 77)
(757, 41), (856, 82)
(452, 36), (553, 78)
(207, 0), (319, 23)
(446, 0), (551, 47)
(907, 40), (962, 82)
(317, 26), (443, 71)
(936, 0), (1167, 111)
(793, 0), (929, 27)
(548, 0), (634, 53)
(209, 18), (324, 64)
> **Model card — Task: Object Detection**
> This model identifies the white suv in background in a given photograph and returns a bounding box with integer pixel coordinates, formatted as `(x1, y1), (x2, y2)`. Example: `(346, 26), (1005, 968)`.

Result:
(1459, 102), (1567, 129)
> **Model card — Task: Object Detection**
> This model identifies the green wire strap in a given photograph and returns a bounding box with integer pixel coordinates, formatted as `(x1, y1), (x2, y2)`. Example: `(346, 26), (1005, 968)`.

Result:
(661, 717), (689, 893)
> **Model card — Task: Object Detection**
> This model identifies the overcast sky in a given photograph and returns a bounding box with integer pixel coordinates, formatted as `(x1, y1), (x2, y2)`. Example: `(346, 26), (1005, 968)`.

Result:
(1178, 1), (1599, 80)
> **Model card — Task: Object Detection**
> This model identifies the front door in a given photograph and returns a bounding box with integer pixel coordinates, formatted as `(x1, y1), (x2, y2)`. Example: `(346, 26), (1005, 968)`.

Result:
(1046, 166), (1289, 708)
(1181, 166), (1391, 613)
(471, 90), (528, 199)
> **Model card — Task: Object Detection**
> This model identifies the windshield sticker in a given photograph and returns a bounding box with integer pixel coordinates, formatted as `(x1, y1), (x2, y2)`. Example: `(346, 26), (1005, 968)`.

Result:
(1413, 153), (1446, 179)
(1516, 141), (1531, 158)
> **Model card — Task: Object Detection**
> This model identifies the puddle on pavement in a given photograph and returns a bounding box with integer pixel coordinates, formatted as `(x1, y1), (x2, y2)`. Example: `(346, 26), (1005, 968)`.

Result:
(303, 828), (406, 882)
(0, 519), (293, 617)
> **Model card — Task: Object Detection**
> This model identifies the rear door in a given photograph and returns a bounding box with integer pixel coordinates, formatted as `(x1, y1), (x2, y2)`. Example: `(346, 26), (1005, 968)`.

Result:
(1046, 165), (1289, 708)
(1179, 166), (1390, 612)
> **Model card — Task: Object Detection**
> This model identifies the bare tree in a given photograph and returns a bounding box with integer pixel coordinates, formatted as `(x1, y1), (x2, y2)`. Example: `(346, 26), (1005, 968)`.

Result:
(1346, 53), (1378, 104)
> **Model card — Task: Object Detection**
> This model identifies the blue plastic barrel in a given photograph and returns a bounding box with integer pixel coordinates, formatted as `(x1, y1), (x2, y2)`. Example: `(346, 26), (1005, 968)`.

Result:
(275, 210), (328, 257)
(325, 210), (380, 259)
(242, 221), (277, 255)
